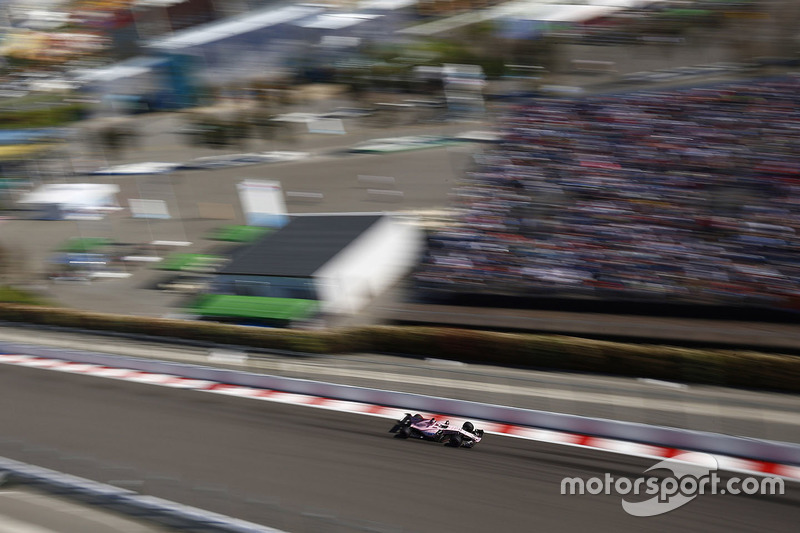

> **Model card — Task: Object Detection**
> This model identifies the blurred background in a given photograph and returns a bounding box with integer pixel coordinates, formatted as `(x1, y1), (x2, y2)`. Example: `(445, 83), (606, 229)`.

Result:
(0, 2), (799, 532)
(0, 0), (799, 333)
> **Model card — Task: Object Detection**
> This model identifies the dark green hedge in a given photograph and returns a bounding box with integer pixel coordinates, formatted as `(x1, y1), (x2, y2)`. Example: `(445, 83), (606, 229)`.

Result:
(0, 104), (87, 129)
(0, 303), (798, 393)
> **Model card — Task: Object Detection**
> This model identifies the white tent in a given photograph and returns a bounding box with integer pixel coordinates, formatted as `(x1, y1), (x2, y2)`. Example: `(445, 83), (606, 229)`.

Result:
(17, 183), (121, 220)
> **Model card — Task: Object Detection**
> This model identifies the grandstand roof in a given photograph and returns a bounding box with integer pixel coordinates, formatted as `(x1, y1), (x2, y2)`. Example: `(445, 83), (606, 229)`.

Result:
(147, 4), (324, 50)
(73, 55), (168, 83)
(134, 0), (186, 6)
(399, 0), (634, 36)
(358, 0), (417, 10)
(296, 13), (382, 30)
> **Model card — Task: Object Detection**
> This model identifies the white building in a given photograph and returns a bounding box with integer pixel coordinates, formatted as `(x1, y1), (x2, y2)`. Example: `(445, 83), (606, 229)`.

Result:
(210, 213), (424, 316)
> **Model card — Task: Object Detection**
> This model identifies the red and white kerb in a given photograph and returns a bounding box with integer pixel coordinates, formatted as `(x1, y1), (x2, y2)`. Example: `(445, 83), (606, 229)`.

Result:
(1, 353), (798, 481)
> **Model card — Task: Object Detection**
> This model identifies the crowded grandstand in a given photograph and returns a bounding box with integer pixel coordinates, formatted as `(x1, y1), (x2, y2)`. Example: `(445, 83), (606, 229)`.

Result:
(415, 75), (800, 311)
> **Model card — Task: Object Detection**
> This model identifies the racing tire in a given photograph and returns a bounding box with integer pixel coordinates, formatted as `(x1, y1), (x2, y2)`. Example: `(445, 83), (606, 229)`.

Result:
(448, 434), (463, 448)
(462, 422), (474, 433)
(395, 426), (411, 439)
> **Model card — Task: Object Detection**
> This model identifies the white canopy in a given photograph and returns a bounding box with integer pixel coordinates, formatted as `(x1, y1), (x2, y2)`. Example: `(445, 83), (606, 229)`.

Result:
(18, 183), (120, 209)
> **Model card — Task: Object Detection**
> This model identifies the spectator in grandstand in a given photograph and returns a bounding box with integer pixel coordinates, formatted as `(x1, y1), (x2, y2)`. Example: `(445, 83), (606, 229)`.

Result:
(416, 75), (800, 310)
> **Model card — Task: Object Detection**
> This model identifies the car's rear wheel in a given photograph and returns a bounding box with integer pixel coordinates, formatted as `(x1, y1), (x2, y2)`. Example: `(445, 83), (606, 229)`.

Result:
(395, 426), (411, 439)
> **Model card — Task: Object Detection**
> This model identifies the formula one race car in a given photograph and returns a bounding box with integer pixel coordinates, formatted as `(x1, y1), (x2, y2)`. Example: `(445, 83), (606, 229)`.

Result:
(389, 413), (484, 448)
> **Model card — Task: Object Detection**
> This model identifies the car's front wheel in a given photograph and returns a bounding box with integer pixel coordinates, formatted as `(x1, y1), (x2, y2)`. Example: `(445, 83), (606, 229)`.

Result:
(447, 434), (463, 447)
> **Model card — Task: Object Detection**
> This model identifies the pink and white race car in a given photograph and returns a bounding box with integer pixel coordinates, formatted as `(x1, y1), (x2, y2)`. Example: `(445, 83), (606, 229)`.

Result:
(389, 413), (484, 448)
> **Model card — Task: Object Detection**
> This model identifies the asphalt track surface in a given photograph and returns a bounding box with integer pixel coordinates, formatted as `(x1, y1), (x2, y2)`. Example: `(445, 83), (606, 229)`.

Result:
(1, 363), (797, 533)
(3, 327), (800, 445)
(0, 326), (800, 443)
